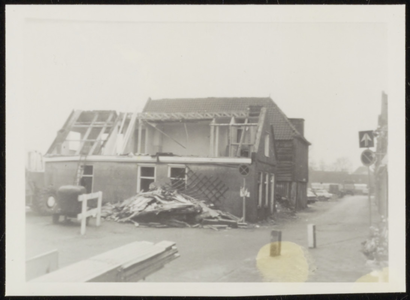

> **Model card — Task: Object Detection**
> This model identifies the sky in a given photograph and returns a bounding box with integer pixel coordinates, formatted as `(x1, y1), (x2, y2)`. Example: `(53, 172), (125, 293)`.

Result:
(18, 7), (389, 172)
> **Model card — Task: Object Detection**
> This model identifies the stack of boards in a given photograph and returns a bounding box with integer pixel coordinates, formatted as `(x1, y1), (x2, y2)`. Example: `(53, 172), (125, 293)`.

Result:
(30, 241), (179, 282)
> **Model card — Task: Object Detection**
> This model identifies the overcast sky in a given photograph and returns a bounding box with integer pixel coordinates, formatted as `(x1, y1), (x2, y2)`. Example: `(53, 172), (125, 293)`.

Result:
(17, 6), (389, 171)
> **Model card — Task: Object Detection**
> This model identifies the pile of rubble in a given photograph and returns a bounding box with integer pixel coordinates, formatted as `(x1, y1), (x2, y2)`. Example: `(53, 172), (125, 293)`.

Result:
(101, 187), (250, 230)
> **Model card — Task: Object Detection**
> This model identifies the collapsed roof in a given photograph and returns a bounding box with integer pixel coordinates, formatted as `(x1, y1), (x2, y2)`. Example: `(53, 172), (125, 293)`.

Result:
(143, 97), (310, 145)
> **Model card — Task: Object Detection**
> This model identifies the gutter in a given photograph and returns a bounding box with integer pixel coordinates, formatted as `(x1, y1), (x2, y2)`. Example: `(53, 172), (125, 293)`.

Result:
(44, 155), (252, 165)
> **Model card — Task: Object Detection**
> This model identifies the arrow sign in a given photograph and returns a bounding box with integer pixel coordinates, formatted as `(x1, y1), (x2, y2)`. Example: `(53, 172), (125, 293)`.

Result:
(361, 134), (372, 147)
(359, 131), (374, 148)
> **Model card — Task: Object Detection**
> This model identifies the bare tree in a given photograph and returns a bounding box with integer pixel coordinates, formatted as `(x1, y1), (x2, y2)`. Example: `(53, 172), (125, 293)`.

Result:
(319, 159), (328, 171)
(331, 157), (353, 172)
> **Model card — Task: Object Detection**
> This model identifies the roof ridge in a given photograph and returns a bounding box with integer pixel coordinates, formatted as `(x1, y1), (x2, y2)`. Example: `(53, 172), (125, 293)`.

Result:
(150, 97), (271, 101)
(267, 98), (310, 144)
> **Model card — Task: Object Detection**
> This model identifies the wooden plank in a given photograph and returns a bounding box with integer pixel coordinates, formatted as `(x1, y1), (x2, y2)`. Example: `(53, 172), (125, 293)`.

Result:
(137, 117), (142, 153)
(79, 191), (102, 201)
(121, 108), (140, 154)
(76, 112), (99, 155)
(78, 191), (103, 234)
(210, 119), (215, 157)
(31, 241), (155, 282)
(100, 113), (121, 155)
(202, 218), (238, 228)
(72, 124), (114, 128)
(228, 117), (234, 156)
(30, 241), (179, 283)
(88, 112), (114, 155)
(236, 120), (249, 157)
(253, 107), (267, 154)
(26, 249), (58, 281)
(210, 123), (258, 127)
(144, 122), (149, 153)
(124, 252), (180, 282)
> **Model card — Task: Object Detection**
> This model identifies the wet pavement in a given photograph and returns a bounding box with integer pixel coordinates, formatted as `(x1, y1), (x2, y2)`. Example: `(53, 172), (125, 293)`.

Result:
(25, 195), (381, 282)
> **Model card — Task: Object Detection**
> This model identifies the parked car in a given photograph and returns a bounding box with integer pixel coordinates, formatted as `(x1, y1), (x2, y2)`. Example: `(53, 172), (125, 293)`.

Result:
(314, 189), (333, 201)
(307, 188), (318, 204)
(354, 184), (369, 195)
(340, 180), (355, 196)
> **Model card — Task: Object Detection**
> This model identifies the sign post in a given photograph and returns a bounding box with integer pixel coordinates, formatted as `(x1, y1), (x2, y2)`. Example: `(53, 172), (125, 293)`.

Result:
(359, 130), (375, 226)
(360, 149), (376, 226)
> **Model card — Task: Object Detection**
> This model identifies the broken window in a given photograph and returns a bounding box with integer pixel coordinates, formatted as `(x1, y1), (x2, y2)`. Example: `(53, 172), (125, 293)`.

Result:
(168, 166), (187, 191)
(138, 166), (155, 192)
(79, 165), (93, 194)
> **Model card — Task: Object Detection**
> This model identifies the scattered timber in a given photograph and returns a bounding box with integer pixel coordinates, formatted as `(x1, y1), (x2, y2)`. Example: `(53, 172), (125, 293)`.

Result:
(101, 186), (249, 229)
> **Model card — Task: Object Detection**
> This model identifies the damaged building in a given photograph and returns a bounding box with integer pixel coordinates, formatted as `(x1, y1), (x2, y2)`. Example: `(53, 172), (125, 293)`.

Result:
(43, 97), (309, 222)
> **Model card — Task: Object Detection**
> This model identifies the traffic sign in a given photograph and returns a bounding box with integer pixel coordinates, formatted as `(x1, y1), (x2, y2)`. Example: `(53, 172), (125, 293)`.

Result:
(359, 131), (374, 148)
(361, 149), (376, 166)
(239, 165), (249, 176)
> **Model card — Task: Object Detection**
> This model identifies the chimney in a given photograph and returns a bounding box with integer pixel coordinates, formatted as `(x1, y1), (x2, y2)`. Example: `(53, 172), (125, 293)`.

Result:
(289, 118), (304, 137)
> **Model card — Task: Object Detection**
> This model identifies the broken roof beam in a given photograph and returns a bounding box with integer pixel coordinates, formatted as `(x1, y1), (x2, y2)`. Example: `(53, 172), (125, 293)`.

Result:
(138, 111), (248, 121)
(72, 123), (115, 128)
(236, 117), (249, 157)
(121, 108), (140, 154)
(253, 107), (267, 154)
(99, 113), (122, 155)
(46, 110), (83, 155)
(75, 112), (99, 155)
(210, 123), (258, 127)
(143, 120), (186, 149)
(88, 112), (115, 155)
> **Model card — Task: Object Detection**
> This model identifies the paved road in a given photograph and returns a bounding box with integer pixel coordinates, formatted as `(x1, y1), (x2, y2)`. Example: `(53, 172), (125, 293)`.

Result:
(25, 194), (380, 282)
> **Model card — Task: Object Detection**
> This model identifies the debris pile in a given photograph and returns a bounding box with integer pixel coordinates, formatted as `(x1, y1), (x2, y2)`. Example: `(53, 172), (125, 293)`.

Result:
(101, 187), (250, 230)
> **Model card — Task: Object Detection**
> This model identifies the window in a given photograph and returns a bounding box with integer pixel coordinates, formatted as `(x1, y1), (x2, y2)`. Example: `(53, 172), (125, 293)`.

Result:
(265, 134), (270, 157)
(138, 166), (155, 192)
(236, 129), (243, 143)
(80, 165), (93, 193)
(168, 166), (187, 191)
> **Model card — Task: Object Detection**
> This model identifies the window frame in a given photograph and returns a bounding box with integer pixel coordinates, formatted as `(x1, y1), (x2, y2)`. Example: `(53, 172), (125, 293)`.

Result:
(167, 165), (187, 190)
(80, 165), (94, 193)
(137, 164), (156, 192)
